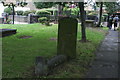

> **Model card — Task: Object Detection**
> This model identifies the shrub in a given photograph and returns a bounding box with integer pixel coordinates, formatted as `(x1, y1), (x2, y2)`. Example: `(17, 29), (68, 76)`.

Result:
(4, 19), (12, 24)
(71, 8), (79, 16)
(54, 10), (58, 16)
(46, 10), (53, 15)
(35, 10), (51, 17)
(87, 11), (97, 15)
(63, 7), (79, 16)
(16, 10), (24, 15)
(22, 10), (36, 16)
(23, 10), (31, 16)
(30, 10), (36, 14)
(4, 7), (12, 15)
(38, 17), (51, 26)
(34, 2), (54, 9)
(46, 9), (57, 15)
(38, 17), (48, 24)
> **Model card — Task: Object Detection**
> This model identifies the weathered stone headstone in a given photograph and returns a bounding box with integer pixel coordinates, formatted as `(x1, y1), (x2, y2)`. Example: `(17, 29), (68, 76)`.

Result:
(35, 55), (67, 76)
(47, 55), (67, 69)
(0, 29), (17, 37)
(35, 56), (48, 76)
(57, 17), (78, 59)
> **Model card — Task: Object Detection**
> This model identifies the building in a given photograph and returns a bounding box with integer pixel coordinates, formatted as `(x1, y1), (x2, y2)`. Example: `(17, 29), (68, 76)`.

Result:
(0, 3), (5, 17)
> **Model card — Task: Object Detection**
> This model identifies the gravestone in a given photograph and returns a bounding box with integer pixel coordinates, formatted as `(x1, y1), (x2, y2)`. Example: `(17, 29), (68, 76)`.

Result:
(47, 55), (67, 69)
(35, 56), (48, 76)
(0, 29), (17, 37)
(57, 17), (78, 59)
(35, 55), (67, 76)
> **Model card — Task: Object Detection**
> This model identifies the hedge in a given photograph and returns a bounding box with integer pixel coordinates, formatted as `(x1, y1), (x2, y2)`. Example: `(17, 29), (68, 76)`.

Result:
(35, 10), (51, 17)
(22, 10), (36, 16)
(16, 10), (24, 15)
(4, 7), (13, 15)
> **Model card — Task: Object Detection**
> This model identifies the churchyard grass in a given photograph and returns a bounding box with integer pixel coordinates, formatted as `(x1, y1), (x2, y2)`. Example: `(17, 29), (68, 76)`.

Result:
(1, 23), (108, 78)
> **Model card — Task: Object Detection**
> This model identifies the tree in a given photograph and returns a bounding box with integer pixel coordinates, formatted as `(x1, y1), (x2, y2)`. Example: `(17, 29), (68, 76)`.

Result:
(78, 2), (87, 42)
(97, 2), (103, 27)
(56, 2), (68, 16)
(104, 2), (120, 15)
(34, 2), (68, 16)
(1, 1), (27, 24)
(34, 2), (55, 9)
(101, 2), (120, 27)
(4, 7), (13, 15)
(95, 2), (120, 27)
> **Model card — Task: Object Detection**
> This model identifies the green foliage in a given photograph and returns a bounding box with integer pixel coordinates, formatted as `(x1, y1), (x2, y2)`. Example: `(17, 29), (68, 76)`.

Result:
(34, 2), (55, 9)
(4, 19), (12, 24)
(38, 17), (51, 26)
(55, 2), (67, 7)
(1, 24), (107, 78)
(35, 10), (51, 17)
(0, 24), (108, 78)
(16, 10), (24, 15)
(104, 2), (119, 15)
(71, 8), (79, 16)
(63, 7), (79, 16)
(22, 10), (36, 16)
(46, 9), (57, 15)
(96, 2), (120, 15)
(4, 7), (12, 15)
(22, 11), (32, 16)
(38, 17), (48, 24)
(35, 10), (51, 26)
(30, 10), (36, 14)
(118, 26), (120, 31)
(87, 11), (97, 15)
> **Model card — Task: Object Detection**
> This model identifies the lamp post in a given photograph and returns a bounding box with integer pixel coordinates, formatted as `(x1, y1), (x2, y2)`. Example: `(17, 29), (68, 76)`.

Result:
(11, 3), (15, 24)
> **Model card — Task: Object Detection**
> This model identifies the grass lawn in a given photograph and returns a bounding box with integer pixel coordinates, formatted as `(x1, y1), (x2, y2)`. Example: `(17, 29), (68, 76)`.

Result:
(1, 23), (108, 78)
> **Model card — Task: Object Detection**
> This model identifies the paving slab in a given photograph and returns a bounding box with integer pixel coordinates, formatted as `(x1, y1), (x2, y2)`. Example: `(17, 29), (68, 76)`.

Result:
(85, 30), (119, 78)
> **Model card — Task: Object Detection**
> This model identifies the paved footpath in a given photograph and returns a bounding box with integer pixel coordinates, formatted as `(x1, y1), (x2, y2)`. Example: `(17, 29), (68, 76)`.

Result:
(85, 30), (119, 78)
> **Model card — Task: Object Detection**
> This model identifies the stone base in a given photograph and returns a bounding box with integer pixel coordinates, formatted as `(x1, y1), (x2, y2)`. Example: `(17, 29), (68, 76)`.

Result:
(0, 29), (17, 37)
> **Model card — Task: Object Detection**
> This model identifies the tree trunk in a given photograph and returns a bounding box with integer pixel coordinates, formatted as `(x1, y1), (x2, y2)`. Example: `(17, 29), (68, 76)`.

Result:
(98, 2), (103, 27)
(107, 13), (110, 27)
(78, 2), (87, 42)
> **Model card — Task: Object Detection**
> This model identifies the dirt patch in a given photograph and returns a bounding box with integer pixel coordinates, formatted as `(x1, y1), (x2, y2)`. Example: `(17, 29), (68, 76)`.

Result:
(19, 36), (32, 39)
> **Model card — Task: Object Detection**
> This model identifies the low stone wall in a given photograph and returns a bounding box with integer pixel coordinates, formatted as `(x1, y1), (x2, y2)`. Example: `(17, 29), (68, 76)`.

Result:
(28, 14), (40, 24)
(86, 15), (98, 22)
(8, 14), (78, 24)
(85, 20), (95, 27)
(28, 14), (56, 24)
(0, 17), (4, 24)
(9, 15), (28, 22)
(9, 15), (55, 24)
